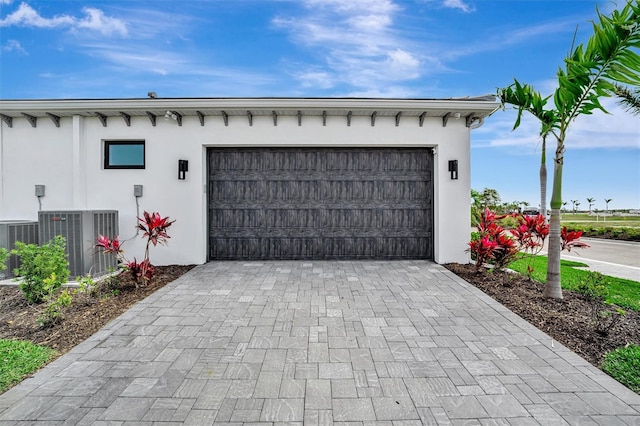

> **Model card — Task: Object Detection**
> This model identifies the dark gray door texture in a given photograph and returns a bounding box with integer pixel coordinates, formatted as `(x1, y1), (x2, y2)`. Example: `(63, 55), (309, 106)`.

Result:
(208, 148), (433, 260)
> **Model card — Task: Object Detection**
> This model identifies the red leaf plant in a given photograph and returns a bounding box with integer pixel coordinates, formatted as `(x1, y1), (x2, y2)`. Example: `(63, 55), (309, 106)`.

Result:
(468, 209), (519, 272)
(95, 211), (174, 287)
(137, 211), (175, 262)
(561, 227), (590, 252)
(468, 209), (588, 277)
(509, 214), (549, 279)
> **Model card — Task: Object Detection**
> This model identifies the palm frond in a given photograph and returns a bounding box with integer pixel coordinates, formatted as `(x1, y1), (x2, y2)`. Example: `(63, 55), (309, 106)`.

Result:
(614, 83), (640, 115)
(556, 1), (640, 125)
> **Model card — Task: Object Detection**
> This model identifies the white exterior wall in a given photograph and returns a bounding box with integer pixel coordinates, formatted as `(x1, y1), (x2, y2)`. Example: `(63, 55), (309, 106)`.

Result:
(0, 111), (472, 266)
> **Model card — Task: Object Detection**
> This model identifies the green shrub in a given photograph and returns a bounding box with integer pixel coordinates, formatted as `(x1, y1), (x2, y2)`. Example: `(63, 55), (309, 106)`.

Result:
(38, 289), (73, 327)
(12, 236), (70, 304)
(575, 271), (608, 301)
(574, 271), (626, 335)
(602, 345), (640, 393)
(0, 248), (7, 272)
(498, 215), (518, 229)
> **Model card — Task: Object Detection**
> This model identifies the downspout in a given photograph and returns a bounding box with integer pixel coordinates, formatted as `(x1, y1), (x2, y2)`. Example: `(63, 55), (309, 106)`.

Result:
(0, 121), (3, 218)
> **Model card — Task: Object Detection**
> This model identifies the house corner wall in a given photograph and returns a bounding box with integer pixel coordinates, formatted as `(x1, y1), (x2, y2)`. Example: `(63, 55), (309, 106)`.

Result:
(433, 126), (471, 265)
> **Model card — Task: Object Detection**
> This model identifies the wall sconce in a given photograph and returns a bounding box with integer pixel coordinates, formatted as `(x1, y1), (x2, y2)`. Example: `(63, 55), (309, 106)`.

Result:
(178, 159), (188, 180)
(448, 160), (458, 180)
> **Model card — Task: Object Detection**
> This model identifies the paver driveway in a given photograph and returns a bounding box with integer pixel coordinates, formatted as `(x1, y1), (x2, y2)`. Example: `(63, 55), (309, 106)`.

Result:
(1, 261), (639, 425)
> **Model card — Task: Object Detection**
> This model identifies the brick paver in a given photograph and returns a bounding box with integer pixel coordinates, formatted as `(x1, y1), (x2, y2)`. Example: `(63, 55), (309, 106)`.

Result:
(1, 260), (638, 424)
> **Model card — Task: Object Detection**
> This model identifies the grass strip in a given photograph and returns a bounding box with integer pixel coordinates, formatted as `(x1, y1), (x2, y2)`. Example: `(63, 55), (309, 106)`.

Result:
(0, 339), (56, 393)
(601, 345), (640, 393)
(508, 255), (640, 312)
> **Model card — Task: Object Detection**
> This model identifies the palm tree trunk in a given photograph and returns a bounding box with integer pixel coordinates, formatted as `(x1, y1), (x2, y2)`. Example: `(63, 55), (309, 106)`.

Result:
(544, 142), (564, 299)
(540, 136), (547, 217)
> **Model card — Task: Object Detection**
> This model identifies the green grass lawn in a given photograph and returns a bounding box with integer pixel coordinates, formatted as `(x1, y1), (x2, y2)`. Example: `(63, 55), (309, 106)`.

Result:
(508, 255), (640, 312)
(0, 339), (56, 393)
(601, 345), (640, 393)
(561, 213), (640, 229)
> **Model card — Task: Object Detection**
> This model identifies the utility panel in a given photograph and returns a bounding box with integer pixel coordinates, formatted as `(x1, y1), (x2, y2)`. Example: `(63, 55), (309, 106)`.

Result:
(38, 210), (118, 278)
(0, 221), (39, 279)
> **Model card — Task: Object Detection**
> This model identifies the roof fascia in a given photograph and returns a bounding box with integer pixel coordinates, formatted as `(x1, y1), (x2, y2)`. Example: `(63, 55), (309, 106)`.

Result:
(0, 98), (500, 117)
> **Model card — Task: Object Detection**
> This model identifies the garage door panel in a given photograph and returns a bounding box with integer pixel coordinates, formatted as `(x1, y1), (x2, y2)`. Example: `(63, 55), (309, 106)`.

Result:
(208, 148), (433, 260)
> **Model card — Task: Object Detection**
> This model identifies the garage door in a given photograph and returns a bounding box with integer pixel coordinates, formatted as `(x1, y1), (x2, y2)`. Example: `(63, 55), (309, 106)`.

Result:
(208, 148), (433, 260)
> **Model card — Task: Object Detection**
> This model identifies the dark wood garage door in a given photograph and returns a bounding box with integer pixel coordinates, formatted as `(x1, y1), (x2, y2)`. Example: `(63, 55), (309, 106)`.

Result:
(208, 148), (433, 260)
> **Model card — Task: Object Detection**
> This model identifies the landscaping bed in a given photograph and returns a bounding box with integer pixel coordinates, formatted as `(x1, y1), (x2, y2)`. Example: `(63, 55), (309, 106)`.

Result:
(445, 262), (640, 368)
(0, 265), (195, 355)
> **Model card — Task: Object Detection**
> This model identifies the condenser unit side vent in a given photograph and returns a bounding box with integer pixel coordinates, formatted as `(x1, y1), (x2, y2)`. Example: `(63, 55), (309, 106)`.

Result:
(0, 221), (39, 279)
(38, 210), (118, 278)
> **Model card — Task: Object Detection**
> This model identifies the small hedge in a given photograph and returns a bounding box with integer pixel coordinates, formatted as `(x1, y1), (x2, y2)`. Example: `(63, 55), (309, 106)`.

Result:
(601, 345), (640, 393)
(565, 225), (640, 242)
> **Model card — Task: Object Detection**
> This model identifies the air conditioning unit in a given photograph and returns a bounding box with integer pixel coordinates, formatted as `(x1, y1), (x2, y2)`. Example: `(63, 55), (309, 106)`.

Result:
(38, 210), (119, 278)
(0, 220), (39, 279)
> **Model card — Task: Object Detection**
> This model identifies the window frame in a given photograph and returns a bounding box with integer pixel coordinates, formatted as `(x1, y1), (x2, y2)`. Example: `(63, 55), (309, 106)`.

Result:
(104, 140), (146, 169)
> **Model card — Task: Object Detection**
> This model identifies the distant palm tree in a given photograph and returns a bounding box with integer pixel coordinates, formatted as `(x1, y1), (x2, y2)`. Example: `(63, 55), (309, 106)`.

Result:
(562, 201), (568, 213)
(571, 200), (579, 214)
(587, 197), (595, 214)
(605, 198), (613, 222)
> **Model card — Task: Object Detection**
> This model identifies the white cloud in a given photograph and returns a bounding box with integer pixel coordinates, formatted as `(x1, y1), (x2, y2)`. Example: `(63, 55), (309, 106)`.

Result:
(75, 7), (127, 36)
(296, 70), (335, 89)
(2, 39), (27, 54)
(443, 0), (474, 13)
(0, 2), (127, 36)
(386, 49), (421, 79)
(0, 2), (74, 27)
(0, 0), (13, 4)
(273, 0), (431, 93)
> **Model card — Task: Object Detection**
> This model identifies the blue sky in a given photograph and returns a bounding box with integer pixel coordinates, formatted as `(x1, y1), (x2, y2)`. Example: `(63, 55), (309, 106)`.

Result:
(1, 0), (639, 209)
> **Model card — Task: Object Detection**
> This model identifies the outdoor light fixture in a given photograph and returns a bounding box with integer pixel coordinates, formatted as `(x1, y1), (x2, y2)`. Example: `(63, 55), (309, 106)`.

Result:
(178, 159), (188, 180)
(164, 110), (177, 120)
(448, 160), (458, 180)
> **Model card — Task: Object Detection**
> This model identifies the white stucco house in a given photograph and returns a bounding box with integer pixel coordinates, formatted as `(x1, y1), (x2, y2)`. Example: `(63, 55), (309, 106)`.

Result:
(0, 97), (498, 271)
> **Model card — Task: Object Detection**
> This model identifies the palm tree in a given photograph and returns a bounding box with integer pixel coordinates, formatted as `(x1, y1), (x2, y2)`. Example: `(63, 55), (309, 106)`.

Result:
(587, 197), (595, 215)
(562, 201), (568, 212)
(571, 200), (579, 214)
(605, 198), (613, 222)
(498, 2), (640, 299)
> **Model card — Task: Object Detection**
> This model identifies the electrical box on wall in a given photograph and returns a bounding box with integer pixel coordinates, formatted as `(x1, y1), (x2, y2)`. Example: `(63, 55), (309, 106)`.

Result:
(38, 210), (118, 277)
(35, 185), (45, 197)
(134, 185), (143, 197)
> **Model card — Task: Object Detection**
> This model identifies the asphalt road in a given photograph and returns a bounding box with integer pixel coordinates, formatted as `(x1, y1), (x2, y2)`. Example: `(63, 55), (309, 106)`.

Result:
(541, 237), (640, 282)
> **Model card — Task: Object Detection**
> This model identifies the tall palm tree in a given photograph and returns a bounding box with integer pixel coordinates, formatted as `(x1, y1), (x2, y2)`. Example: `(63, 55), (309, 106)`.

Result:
(587, 197), (595, 214)
(498, 2), (640, 299)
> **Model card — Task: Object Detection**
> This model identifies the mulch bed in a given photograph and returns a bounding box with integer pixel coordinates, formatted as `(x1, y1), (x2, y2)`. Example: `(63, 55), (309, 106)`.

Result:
(0, 265), (195, 355)
(444, 263), (640, 367)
